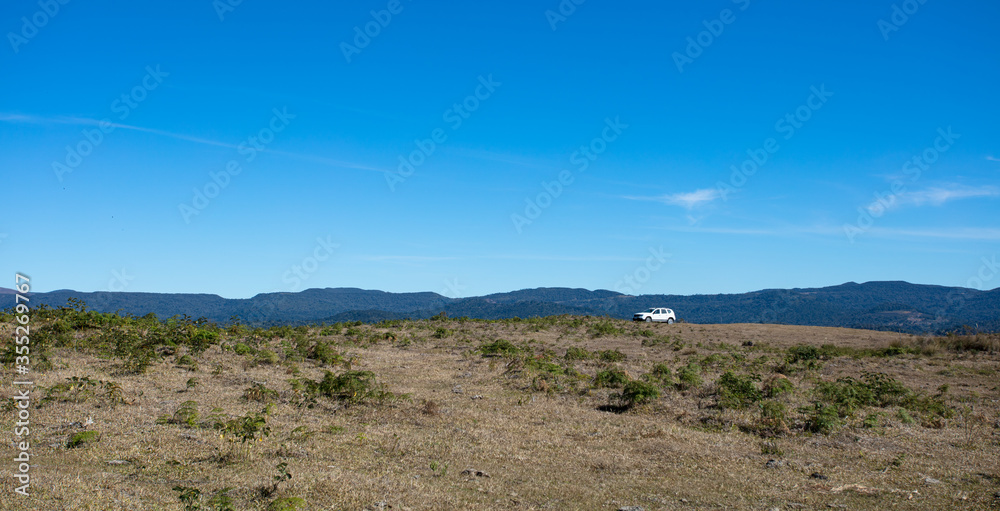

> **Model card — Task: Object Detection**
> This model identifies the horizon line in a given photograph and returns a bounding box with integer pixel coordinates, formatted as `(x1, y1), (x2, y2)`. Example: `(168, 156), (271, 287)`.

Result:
(2, 279), (995, 301)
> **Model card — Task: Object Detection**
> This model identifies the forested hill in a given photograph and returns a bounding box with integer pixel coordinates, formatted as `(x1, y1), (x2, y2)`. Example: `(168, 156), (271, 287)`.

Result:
(1, 282), (997, 334)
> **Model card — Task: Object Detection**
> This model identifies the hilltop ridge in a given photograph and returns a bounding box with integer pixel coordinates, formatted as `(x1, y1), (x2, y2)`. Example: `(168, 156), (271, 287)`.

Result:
(2, 281), (997, 333)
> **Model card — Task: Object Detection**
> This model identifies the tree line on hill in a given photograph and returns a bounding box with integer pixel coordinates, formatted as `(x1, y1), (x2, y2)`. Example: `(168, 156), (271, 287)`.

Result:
(1, 281), (996, 334)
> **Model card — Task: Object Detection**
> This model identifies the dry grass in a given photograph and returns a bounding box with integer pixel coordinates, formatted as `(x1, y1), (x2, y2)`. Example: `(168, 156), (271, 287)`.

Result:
(1, 316), (999, 510)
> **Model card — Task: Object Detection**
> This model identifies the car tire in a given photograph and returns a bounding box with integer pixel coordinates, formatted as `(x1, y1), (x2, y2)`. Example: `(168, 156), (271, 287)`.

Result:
(667, 318), (674, 324)
(645, 317), (652, 322)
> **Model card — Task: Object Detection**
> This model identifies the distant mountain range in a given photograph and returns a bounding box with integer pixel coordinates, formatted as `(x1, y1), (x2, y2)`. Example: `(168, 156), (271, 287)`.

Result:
(2, 282), (997, 334)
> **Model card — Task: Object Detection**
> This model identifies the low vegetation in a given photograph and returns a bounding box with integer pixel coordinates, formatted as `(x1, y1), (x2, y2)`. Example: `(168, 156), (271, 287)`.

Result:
(1, 301), (998, 509)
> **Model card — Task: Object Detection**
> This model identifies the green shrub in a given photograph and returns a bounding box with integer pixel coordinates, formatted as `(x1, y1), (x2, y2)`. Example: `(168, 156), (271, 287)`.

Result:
(759, 400), (788, 432)
(479, 339), (523, 358)
(256, 350), (279, 365)
(207, 488), (235, 511)
(641, 363), (673, 387)
(786, 345), (821, 364)
(306, 370), (404, 405)
(593, 368), (630, 388)
(877, 344), (919, 357)
(176, 355), (198, 371)
(597, 350), (626, 363)
(589, 320), (625, 337)
(220, 410), (271, 445)
(897, 408), (916, 425)
(173, 486), (201, 511)
(862, 412), (882, 428)
(717, 371), (763, 409)
(815, 377), (874, 416)
(531, 373), (564, 394)
(619, 380), (661, 407)
(651, 363), (672, 379)
(39, 376), (124, 407)
(905, 393), (954, 420)
(158, 400), (200, 427)
(268, 497), (306, 511)
(815, 372), (915, 417)
(244, 383), (279, 403)
(233, 343), (255, 356)
(676, 363), (702, 390)
(804, 402), (841, 434)
(67, 430), (101, 448)
(525, 357), (566, 376)
(432, 327), (451, 339)
(187, 329), (219, 357)
(764, 375), (795, 398)
(864, 373), (911, 404)
(104, 326), (159, 374)
(700, 353), (728, 369)
(564, 347), (592, 361)
(640, 335), (672, 347)
(311, 342), (342, 366)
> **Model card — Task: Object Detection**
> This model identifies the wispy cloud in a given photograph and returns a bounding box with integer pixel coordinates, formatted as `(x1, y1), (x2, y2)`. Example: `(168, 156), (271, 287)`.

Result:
(867, 227), (1000, 241)
(0, 112), (389, 174)
(358, 255), (460, 262)
(987, 156), (999, 163)
(891, 185), (1000, 209)
(655, 223), (1000, 241)
(653, 225), (839, 237)
(483, 254), (650, 262)
(623, 188), (721, 210)
(1, 111), (243, 147)
(450, 148), (563, 171)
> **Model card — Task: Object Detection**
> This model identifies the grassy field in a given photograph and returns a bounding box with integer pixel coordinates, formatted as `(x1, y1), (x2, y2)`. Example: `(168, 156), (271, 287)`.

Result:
(1, 307), (999, 510)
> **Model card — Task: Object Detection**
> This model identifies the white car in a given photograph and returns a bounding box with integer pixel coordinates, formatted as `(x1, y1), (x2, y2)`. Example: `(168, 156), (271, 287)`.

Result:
(632, 308), (676, 323)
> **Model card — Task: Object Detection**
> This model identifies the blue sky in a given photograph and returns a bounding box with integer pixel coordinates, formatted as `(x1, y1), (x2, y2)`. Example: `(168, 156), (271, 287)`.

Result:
(2, 0), (998, 298)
